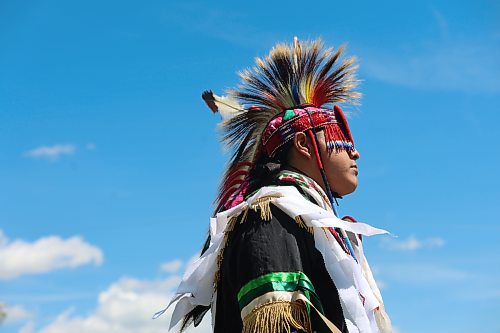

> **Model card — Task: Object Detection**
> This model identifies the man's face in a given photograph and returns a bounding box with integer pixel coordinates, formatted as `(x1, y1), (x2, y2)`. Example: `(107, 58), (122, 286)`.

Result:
(316, 131), (360, 196)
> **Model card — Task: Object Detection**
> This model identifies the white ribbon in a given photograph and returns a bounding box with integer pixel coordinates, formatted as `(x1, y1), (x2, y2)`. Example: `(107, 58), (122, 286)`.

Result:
(159, 186), (390, 332)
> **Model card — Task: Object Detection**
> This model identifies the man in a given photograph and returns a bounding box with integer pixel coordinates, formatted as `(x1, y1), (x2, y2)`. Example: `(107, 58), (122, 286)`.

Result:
(160, 38), (392, 333)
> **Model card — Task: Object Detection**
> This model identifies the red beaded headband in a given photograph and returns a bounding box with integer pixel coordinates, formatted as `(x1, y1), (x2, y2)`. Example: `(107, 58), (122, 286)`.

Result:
(261, 105), (354, 157)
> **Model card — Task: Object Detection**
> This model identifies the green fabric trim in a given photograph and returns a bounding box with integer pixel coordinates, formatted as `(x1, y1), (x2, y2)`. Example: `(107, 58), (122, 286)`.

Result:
(238, 272), (313, 301)
(239, 280), (316, 310)
(237, 272), (325, 314)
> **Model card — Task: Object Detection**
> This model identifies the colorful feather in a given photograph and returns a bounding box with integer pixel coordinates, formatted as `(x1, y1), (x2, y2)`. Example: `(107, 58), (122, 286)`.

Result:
(203, 38), (360, 211)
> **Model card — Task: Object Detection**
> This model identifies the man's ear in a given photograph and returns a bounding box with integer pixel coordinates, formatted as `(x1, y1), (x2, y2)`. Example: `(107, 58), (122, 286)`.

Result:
(292, 132), (312, 159)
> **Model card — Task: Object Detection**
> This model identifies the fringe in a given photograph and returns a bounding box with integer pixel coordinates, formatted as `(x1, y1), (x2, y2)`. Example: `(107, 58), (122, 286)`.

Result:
(215, 194), (281, 290)
(226, 215), (238, 232)
(240, 207), (249, 224)
(242, 301), (312, 333)
(250, 194), (282, 221)
(213, 215), (239, 291)
(324, 124), (353, 152)
(294, 216), (313, 234)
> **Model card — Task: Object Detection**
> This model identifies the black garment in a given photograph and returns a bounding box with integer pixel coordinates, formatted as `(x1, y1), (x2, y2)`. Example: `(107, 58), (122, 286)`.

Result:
(214, 204), (348, 333)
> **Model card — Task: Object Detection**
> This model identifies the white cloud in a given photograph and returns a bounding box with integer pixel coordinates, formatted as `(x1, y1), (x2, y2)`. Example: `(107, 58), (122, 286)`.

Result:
(160, 259), (182, 274)
(19, 321), (35, 333)
(0, 230), (103, 279)
(23, 144), (76, 160)
(2, 304), (32, 323)
(35, 263), (212, 333)
(381, 235), (445, 251)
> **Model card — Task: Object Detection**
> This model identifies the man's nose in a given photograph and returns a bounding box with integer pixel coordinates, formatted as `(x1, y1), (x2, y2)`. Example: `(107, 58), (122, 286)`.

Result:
(349, 148), (360, 160)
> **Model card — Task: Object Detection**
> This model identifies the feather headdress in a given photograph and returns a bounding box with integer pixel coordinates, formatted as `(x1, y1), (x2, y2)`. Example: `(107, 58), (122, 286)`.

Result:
(205, 37), (361, 212)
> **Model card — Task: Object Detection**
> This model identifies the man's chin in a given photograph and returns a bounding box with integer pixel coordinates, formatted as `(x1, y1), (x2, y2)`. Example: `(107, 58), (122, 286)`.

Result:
(335, 181), (358, 196)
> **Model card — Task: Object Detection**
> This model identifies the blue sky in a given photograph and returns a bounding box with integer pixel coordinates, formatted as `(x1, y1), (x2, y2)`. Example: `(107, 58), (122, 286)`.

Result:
(1, 0), (499, 332)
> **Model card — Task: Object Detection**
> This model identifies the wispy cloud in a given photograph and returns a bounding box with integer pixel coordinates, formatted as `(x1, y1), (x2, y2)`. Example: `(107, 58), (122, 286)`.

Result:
(430, 6), (448, 39)
(160, 259), (182, 274)
(363, 42), (500, 93)
(0, 230), (103, 279)
(2, 304), (32, 323)
(161, 2), (276, 50)
(19, 321), (35, 333)
(23, 144), (76, 161)
(380, 263), (470, 284)
(85, 143), (96, 151)
(381, 235), (445, 251)
(361, 27), (500, 94)
(375, 279), (387, 290)
(458, 288), (500, 301)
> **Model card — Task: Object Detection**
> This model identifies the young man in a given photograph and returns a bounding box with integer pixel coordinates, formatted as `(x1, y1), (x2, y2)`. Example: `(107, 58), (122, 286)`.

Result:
(161, 38), (392, 333)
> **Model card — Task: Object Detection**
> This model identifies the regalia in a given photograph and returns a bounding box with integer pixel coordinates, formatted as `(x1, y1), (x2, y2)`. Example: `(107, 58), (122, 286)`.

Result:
(156, 38), (392, 333)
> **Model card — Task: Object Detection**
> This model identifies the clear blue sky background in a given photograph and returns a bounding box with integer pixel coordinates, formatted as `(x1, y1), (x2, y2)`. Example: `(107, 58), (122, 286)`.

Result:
(1, 0), (499, 332)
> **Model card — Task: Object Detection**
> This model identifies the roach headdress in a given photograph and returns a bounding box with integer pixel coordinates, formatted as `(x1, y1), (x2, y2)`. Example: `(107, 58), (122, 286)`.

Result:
(203, 38), (361, 212)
